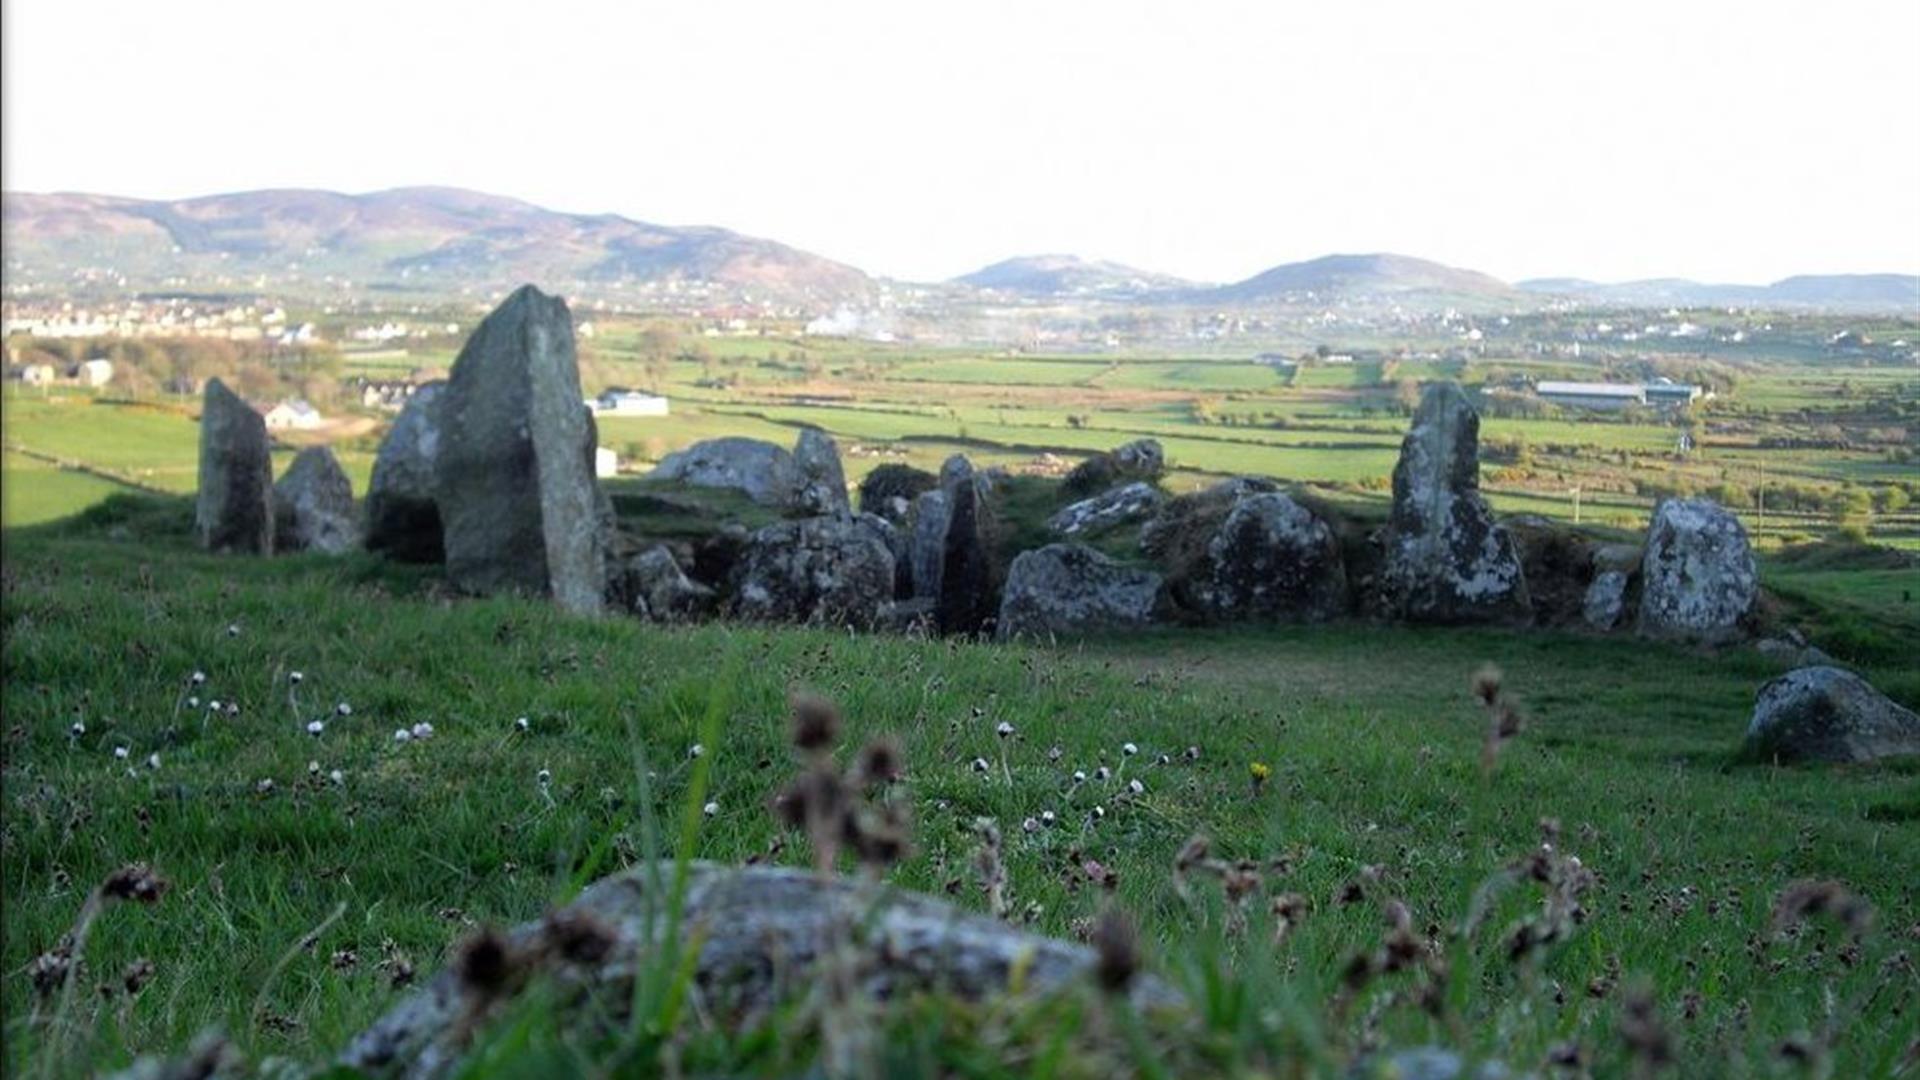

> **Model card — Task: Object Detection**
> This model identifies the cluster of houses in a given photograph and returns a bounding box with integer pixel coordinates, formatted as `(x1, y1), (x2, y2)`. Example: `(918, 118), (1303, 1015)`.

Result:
(1532, 378), (1705, 411)
(8, 356), (115, 388)
(587, 387), (670, 416)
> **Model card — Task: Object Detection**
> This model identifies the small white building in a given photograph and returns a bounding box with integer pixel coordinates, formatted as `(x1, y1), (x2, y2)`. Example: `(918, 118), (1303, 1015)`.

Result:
(74, 358), (114, 387)
(13, 363), (56, 386)
(262, 400), (324, 431)
(591, 388), (670, 417)
(594, 446), (619, 478)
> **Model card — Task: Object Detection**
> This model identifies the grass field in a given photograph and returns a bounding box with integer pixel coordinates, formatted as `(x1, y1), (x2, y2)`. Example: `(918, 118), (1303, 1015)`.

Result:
(3, 498), (1918, 1076)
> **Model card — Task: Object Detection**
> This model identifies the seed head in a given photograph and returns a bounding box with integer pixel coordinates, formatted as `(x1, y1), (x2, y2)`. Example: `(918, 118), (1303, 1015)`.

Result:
(100, 864), (168, 904)
(1091, 908), (1142, 993)
(789, 692), (841, 753)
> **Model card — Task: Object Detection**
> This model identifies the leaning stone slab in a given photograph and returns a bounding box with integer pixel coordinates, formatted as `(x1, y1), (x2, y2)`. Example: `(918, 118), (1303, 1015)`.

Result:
(273, 446), (359, 554)
(997, 543), (1162, 641)
(1375, 383), (1529, 624)
(1745, 666), (1920, 764)
(1636, 498), (1756, 643)
(1047, 481), (1164, 537)
(339, 862), (1179, 1079)
(365, 382), (446, 563)
(194, 377), (273, 554)
(436, 286), (606, 615)
(620, 545), (714, 621)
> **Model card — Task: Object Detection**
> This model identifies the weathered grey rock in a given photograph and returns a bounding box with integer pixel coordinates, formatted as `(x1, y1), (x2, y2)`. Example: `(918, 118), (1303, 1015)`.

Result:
(908, 489), (951, 601)
(997, 544), (1162, 641)
(1745, 667), (1920, 764)
(732, 516), (896, 628)
(874, 596), (938, 635)
(436, 286), (607, 615)
(851, 512), (912, 598)
(928, 455), (999, 635)
(1351, 1047), (1513, 1080)
(1063, 438), (1166, 497)
(621, 545), (714, 621)
(651, 437), (800, 507)
(1112, 438), (1165, 478)
(1192, 492), (1347, 621)
(273, 446), (359, 554)
(858, 464), (938, 520)
(1636, 498), (1756, 643)
(1375, 383), (1530, 624)
(365, 382), (445, 563)
(340, 862), (1179, 1079)
(194, 378), (273, 554)
(1582, 571), (1629, 630)
(792, 427), (850, 516)
(1139, 476), (1279, 561)
(1047, 481), (1165, 537)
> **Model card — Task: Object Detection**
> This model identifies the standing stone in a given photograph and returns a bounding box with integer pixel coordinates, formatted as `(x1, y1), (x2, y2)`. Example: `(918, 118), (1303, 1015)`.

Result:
(1636, 498), (1756, 643)
(620, 545), (714, 622)
(731, 516), (896, 628)
(273, 446), (359, 554)
(932, 455), (999, 636)
(1375, 383), (1530, 624)
(436, 285), (606, 615)
(1581, 543), (1640, 631)
(1746, 666), (1920, 764)
(908, 488), (951, 600)
(997, 543), (1162, 641)
(194, 378), (273, 554)
(792, 428), (851, 516)
(365, 382), (446, 563)
(1195, 492), (1348, 621)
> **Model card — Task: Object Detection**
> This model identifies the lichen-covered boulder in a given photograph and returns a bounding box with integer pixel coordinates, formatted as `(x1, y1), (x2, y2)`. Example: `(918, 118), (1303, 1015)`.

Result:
(1636, 499), (1756, 643)
(792, 428), (851, 516)
(1374, 383), (1530, 624)
(365, 382), (445, 563)
(732, 516), (896, 628)
(273, 446), (359, 554)
(340, 862), (1178, 1079)
(1580, 543), (1640, 631)
(651, 437), (800, 507)
(851, 512), (912, 599)
(619, 545), (714, 621)
(997, 543), (1162, 641)
(194, 378), (273, 554)
(1745, 666), (1920, 764)
(1191, 492), (1348, 621)
(436, 286), (607, 616)
(1047, 481), (1165, 537)
(1139, 477), (1279, 562)
(1063, 438), (1166, 498)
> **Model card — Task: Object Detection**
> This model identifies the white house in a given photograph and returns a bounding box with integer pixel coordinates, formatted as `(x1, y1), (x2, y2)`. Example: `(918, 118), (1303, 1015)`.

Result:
(594, 446), (619, 478)
(262, 400), (324, 430)
(74, 358), (114, 387)
(591, 388), (670, 417)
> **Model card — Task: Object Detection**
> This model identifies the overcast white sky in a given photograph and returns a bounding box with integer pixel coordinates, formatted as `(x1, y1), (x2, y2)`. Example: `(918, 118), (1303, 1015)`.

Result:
(4, 0), (1916, 285)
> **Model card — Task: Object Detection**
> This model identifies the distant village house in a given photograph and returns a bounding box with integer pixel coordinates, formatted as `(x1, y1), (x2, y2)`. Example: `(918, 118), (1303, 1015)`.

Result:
(262, 400), (324, 431)
(589, 388), (670, 417)
(594, 446), (619, 479)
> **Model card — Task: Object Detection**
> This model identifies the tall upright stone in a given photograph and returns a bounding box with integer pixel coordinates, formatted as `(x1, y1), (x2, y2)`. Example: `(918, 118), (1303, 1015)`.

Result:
(365, 381), (446, 563)
(792, 427), (851, 516)
(932, 455), (1000, 636)
(1375, 383), (1529, 623)
(274, 446), (360, 554)
(436, 286), (606, 615)
(1637, 498), (1756, 642)
(194, 377), (273, 554)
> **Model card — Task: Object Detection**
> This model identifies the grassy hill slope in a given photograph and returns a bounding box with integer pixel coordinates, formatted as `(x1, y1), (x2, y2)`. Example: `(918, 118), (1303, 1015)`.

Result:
(3, 497), (1917, 1076)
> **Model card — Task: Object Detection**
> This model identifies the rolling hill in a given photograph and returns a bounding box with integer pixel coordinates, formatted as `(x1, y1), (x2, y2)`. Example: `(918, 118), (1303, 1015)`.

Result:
(0, 186), (874, 305)
(1516, 273), (1920, 312)
(953, 254), (1197, 297)
(1202, 252), (1526, 309)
